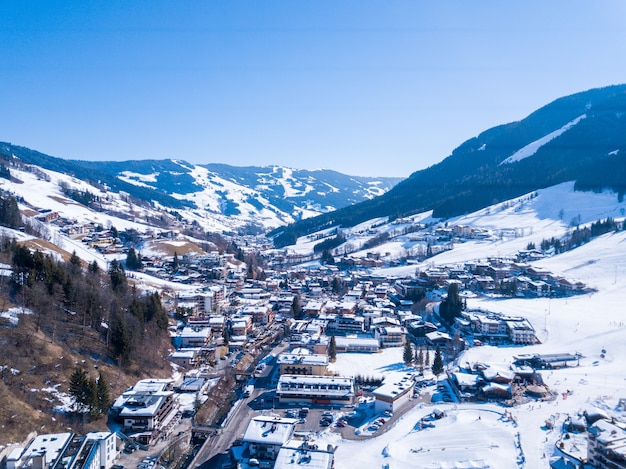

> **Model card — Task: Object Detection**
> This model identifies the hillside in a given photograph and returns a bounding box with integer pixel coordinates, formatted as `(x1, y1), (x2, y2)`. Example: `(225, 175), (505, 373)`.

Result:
(271, 84), (626, 247)
(0, 144), (401, 234)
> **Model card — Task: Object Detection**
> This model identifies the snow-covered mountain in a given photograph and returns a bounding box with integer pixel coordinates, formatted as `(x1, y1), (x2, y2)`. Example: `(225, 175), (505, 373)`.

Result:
(0, 143), (401, 234)
(273, 84), (626, 246)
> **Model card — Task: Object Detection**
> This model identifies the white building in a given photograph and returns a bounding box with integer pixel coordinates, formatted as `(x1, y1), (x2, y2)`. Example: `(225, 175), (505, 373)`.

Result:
(242, 416), (297, 461)
(587, 419), (626, 469)
(277, 375), (355, 405)
(275, 441), (334, 469)
(371, 372), (415, 413)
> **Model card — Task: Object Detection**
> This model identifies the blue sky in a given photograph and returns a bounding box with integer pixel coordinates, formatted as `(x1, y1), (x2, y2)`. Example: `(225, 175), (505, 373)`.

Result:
(2, 1), (625, 177)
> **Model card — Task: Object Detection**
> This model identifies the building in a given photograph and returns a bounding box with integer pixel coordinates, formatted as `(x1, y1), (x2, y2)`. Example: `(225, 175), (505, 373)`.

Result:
(277, 352), (329, 376)
(7, 432), (119, 469)
(242, 416), (297, 461)
(277, 375), (355, 405)
(334, 336), (379, 353)
(587, 419), (626, 468)
(110, 379), (177, 443)
(375, 326), (407, 347)
(178, 325), (212, 348)
(274, 441), (334, 469)
(371, 372), (415, 413)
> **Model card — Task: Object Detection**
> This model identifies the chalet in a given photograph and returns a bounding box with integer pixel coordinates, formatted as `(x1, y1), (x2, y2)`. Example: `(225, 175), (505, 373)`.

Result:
(450, 372), (482, 399)
(231, 315), (253, 336)
(168, 348), (200, 368)
(481, 382), (512, 399)
(303, 300), (326, 317)
(242, 305), (275, 325)
(208, 315), (226, 333)
(375, 326), (407, 347)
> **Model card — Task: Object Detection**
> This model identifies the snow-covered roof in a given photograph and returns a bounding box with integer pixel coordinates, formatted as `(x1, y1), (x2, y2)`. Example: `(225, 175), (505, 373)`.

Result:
(242, 416), (297, 446)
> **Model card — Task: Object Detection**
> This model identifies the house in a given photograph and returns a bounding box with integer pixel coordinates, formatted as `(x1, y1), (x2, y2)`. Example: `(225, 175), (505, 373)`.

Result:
(168, 348), (200, 368)
(178, 325), (212, 348)
(231, 315), (253, 336)
(375, 326), (407, 347)
(276, 375), (355, 405)
(110, 379), (176, 443)
(372, 372), (415, 413)
(450, 372), (482, 399)
(242, 416), (297, 461)
(242, 304), (275, 325)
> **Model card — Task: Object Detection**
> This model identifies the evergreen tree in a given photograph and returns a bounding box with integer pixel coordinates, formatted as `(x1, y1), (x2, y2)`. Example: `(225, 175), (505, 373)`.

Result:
(172, 251), (179, 271)
(439, 282), (463, 326)
(328, 334), (337, 362)
(126, 247), (143, 270)
(424, 347), (430, 367)
(69, 368), (90, 412)
(432, 346), (444, 376)
(403, 341), (413, 366)
(108, 259), (127, 293)
(95, 372), (110, 414)
(416, 346), (425, 373)
(88, 260), (100, 274)
(291, 295), (303, 319)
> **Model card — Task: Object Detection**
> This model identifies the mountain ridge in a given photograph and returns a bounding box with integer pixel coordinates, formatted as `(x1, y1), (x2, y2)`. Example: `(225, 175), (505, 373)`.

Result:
(271, 84), (626, 246)
(0, 143), (401, 233)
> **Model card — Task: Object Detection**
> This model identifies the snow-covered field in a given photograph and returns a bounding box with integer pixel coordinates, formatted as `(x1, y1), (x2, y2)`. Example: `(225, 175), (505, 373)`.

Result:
(307, 183), (626, 468)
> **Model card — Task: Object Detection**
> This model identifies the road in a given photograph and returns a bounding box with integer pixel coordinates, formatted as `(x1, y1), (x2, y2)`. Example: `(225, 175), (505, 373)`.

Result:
(191, 343), (287, 469)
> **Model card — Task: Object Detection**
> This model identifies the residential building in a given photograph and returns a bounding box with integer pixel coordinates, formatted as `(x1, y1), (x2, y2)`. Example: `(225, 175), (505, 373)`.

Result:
(587, 419), (626, 469)
(375, 326), (407, 347)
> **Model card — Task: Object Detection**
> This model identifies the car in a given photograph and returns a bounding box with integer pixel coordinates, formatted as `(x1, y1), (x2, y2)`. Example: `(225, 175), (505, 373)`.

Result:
(320, 419), (331, 427)
(368, 424), (380, 432)
(383, 410), (393, 417)
(336, 421), (346, 427)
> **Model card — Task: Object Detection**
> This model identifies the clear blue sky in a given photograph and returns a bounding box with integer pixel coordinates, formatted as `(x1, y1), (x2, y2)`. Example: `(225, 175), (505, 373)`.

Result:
(2, 1), (625, 177)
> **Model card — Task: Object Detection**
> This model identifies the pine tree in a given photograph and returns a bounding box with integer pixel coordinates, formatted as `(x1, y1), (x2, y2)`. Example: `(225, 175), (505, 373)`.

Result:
(108, 259), (127, 293)
(126, 247), (143, 270)
(69, 368), (90, 412)
(416, 346), (424, 373)
(172, 251), (179, 271)
(328, 334), (337, 362)
(95, 372), (110, 414)
(424, 347), (430, 367)
(432, 346), (444, 376)
(403, 341), (413, 366)
(291, 295), (303, 319)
